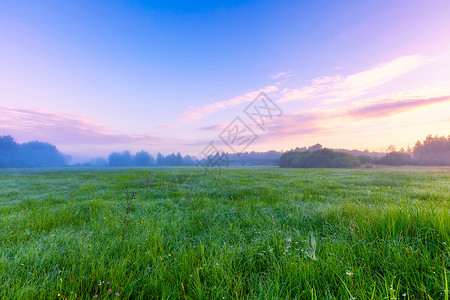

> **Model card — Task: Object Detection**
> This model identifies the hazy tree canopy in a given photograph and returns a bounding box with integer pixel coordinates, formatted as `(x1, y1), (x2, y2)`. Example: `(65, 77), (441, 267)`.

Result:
(227, 150), (281, 166)
(413, 135), (450, 165)
(0, 135), (17, 168)
(134, 150), (155, 166)
(0, 136), (67, 168)
(108, 151), (132, 167)
(375, 152), (413, 166)
(16, 141), (67, 167)
(2, 134), (449, 168)
(357, 155), (375, 165)
(279, 151), (302, 168)
(70, 134), (450, 168)
(307, 143), (323, 152)
(105, 151), (191, 167)
(280, 149), (361, 168)
(156, 152), (164, 166)
(386, 145), (397, 153)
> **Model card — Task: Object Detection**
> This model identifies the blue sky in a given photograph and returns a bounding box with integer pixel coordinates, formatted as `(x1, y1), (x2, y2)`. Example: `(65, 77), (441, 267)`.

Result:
(1, 0), (450, 161)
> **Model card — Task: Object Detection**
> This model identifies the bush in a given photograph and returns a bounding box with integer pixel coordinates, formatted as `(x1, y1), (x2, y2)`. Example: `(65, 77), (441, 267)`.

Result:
(375, 152), (414, 166)
(280, 149), (361, 168)
(358, 155), (375, 164)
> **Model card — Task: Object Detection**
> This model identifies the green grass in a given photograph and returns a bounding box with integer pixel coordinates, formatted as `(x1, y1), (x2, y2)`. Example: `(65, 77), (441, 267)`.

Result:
(0, 167), (449, 299)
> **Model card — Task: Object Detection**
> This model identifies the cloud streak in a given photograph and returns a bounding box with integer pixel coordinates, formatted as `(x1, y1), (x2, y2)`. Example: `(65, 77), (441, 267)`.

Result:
(347, 95), (450, 119)
(278, 55), (431, 103)
(180, 85), (278, 121)
(272, 71), (291, 80)
(0, 106), (183, 146)
(255, 94), (450, 143)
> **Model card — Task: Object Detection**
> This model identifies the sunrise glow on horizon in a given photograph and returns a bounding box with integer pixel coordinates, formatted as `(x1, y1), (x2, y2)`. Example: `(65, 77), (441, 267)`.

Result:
(1, 1), (450, 162)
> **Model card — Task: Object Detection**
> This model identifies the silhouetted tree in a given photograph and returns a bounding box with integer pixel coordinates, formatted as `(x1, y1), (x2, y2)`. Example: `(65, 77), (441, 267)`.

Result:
(108, 152), (122, 167)
(156, 152), (164, 166)
(413, 135), (450, 165)
(308, 143), (323, 152)
(0, 135), (17, 168)
(108, 151), (132, 167)
(14, 141), (67, 167)
(0, 136), (67, 168)
(279, 151), (303, 168)
(386, 145), (396, 153)
(134, 150), (155, 166)
(376, 152), (413, 166)
(183, 155), (196, 166)
(358, 155), (375, 164)
(165, 153), (177, 166)
(176, 152), (184, 166)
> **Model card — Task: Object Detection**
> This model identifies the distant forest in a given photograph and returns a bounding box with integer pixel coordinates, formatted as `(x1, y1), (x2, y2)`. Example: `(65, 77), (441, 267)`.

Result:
(0, 136), (67, 168)
(280, 135), (450, 168)
(0, 134), (449, 168)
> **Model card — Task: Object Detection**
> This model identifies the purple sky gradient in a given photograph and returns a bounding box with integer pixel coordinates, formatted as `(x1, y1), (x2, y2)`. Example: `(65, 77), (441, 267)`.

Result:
(1, 1), (450, 162)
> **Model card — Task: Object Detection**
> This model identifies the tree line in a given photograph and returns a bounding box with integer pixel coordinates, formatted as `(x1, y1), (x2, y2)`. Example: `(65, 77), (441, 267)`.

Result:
(1, 134), (448, 168)
(104, 151), (196, 167)
(280, 135), (450, 168)
(87, 150), (281, 167)
(0, 135), (68, 168)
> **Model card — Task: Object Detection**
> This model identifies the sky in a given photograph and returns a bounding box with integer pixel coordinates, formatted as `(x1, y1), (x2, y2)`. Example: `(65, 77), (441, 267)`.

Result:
(1, 0), (450, 162)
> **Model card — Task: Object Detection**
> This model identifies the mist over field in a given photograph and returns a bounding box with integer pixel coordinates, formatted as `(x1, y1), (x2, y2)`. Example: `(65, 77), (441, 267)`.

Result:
(1, 1), (449, 299)
(1, 134), (449, 168)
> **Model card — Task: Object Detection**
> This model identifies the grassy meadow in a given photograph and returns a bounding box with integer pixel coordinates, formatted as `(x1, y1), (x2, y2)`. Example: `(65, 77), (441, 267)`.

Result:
(0, 167), (449, 299)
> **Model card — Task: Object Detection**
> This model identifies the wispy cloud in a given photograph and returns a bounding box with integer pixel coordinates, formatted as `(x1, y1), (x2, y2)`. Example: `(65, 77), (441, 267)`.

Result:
(180, 85), (278, 121)
(197, 94), (450, 139)
(272, 71), (291, 80)
(255, 94), (450, 143)
(0, 106), (182, 146)
(199, 124), (228, 131)
(259, 113), (328, 141)
(346, 95), (450, 119)
(278, 55), (431, 103)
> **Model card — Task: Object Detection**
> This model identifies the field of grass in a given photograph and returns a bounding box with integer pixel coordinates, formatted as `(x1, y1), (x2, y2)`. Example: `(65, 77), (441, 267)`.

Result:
(0, 167), (449, 299)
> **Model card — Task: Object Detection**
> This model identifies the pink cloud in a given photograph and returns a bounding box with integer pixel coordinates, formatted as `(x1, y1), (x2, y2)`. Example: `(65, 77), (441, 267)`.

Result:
(261, 113), (328, 140)
(252, 94), (450, 144)
(346, 95), (450, 119)
(180, 85), (278, 121)
(278, 55), (431, 103)
(0, 106), (183, 146)
(199, 124), (228, 131)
